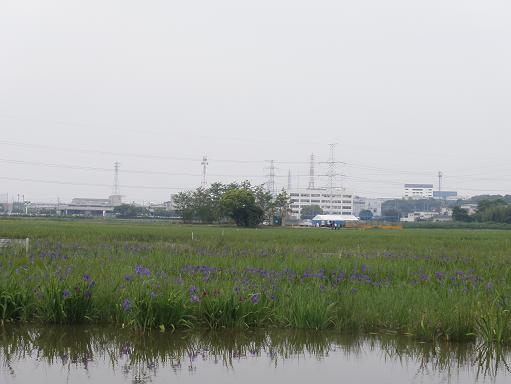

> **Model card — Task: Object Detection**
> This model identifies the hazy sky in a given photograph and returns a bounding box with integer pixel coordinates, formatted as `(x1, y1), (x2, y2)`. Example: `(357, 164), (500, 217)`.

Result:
(1, 0), (510, 203)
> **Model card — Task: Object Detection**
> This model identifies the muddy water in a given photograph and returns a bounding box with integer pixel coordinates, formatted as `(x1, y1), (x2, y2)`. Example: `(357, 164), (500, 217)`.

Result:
(0, 326), (509, 384)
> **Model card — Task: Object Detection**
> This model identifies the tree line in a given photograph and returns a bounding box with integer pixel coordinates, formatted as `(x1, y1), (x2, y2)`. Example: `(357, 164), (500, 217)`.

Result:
(172, 182), (290, 227)
(453, 199), (511, 224)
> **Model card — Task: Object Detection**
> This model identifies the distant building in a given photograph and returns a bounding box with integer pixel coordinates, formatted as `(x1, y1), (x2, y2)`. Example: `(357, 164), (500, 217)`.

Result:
(288, 188), (353, 219)
(353, 196), (382, 217)
(59, 195), (122, 217)
(433, 191), (458, 200)
(400, 211), (438, 222)
(400, 210), (452, 222)
(460, 204), (478, 215)
(404, 184), (434, 199)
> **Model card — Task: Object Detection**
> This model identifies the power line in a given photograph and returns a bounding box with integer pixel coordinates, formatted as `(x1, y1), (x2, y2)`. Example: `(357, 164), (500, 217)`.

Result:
(0, 176), (184, 190)
(0, 158), (278, 178)
(3, 138), (509, 179)
(2, 156), (510, 193)
(0, 140), (310, 165)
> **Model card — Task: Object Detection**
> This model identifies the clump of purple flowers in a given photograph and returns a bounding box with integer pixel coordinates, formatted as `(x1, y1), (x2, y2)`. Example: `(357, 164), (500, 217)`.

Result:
(250, 294), (260, 304)
(135, 265), (151, 277)
(190, 294), (200, 303)
(62, 289), (70, 299)
(189, 286), (201, 302)
(122, 298), (130, 312)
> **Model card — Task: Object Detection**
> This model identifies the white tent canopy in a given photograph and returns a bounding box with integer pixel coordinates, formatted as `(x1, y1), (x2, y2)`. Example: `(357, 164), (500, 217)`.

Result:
(312, 214), (359, 222)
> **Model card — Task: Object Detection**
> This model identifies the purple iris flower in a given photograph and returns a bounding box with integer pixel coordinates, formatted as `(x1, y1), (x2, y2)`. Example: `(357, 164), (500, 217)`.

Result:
(189, 286), (199, 294)
(190, 294), (200, 303)
(122, 298), (130, 311)
(250, 294), (260, 304)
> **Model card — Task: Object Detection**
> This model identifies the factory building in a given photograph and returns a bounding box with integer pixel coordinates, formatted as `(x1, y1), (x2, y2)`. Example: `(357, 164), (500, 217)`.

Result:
(58, 195), (122, 217)
(404, 184), (434, 199)
(433, 191), (458, 200)
(288, 188), (353, 219)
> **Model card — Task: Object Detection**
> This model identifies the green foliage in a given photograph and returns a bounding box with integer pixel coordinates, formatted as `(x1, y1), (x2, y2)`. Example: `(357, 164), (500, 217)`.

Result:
(465, 195), (511, 205)
(452, 199), (511, 224)
(171, 182), (286, 225)
(452, 207), (472, 222)
(220, 188), (264, 227)
(113, 204), (148, 218)
(359, 209), (373, 221)
(382, 208), (400, 220)
(474, 200), (511, 224)
(172, 191), (195, 223)
(300, 205), (323, 220)
(382, 199), (442, 217)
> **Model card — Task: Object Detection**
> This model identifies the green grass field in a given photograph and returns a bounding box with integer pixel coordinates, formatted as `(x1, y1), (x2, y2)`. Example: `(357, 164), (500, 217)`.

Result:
(1, 218), (511, 344)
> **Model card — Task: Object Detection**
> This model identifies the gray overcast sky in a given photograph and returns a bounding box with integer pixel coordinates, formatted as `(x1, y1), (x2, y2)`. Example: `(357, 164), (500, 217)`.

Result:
(1, 0), (510, 203)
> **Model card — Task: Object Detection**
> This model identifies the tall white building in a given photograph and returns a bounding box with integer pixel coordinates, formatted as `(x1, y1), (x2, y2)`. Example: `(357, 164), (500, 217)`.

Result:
(404, 184), (434, 199)
(289, 188), (353, 218)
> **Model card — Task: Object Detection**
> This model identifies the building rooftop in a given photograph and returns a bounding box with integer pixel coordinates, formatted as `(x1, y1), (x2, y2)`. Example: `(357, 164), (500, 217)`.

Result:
(404, 184), (434, 188)
(70, 198), (112, 206)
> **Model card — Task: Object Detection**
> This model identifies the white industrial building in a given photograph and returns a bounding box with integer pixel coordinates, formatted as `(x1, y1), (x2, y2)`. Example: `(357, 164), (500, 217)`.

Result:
(288, 188), (353, 218)
(404, 184), (434, 199)
(58, 195), (122, 217)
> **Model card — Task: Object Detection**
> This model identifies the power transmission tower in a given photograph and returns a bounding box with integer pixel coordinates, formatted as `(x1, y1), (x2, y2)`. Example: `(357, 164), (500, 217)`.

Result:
(438, 171), (443, 195)
(308, 153), (315, 190)
(287, 169), (292, 191)
(113, 162), (120, 195)
(201, 155), (208, 188)
(265, 160), (276, 196)
(327, 143), (338, 213)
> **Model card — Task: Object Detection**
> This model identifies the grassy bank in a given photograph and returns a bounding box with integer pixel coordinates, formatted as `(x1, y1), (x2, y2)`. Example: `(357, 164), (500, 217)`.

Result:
(1, 218), (511, 344)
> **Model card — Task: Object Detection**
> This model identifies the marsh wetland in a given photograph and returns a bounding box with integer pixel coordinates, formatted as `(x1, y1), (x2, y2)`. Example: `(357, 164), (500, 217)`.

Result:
(1, 219), (510, 382)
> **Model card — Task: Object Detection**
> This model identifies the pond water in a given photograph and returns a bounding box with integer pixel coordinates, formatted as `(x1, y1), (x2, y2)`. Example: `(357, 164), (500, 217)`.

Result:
(0, 326), (509, 384)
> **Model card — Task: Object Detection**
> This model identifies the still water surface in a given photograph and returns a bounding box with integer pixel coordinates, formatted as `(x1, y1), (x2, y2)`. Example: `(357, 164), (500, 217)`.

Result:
(0, 326), (509, 383)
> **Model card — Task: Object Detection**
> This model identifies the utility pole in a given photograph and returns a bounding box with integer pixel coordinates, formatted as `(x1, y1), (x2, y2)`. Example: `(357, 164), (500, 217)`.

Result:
(308, 153), (315, 190)
(113, 162), (120, 195)
(201, 155), (208, 188)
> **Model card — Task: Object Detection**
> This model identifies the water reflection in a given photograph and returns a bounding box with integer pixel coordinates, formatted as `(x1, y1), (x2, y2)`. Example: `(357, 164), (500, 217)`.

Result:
(0, 326), (510, 383)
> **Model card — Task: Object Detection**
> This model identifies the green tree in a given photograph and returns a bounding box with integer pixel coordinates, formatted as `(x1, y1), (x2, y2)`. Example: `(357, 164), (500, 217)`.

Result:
(172, 191), (194, 223)
(113, 204), (148, 218)
(252, 185), (275, 223)
(220, 188), (264, 227)
(300, 205), (323, 220)
(452, 207), (472, 222)
(191, 187), (217, 223)
(273, 189), (291, 225)
(382, 199), (442, 217)
(359, 209), (373, 221)
(382, 208), (400, 221)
